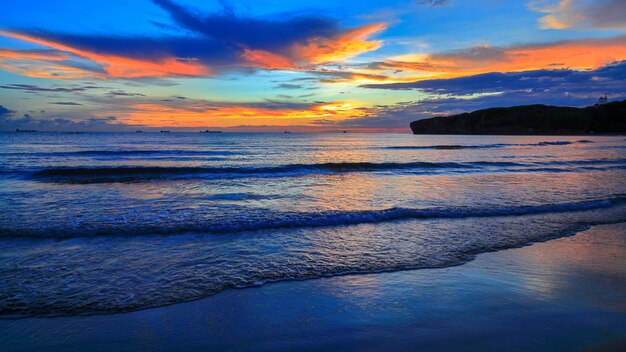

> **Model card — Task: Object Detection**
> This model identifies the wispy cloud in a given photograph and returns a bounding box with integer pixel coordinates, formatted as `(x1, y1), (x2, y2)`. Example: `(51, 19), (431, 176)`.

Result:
(364, 60), (626, 96)
(0, 0), (386, 79)
(0, 83), (101, 93)
(529, 0), (626, 30)
(49, 102), (83, 106)
(354, 35), (626, 84)
(0, 111), (125, 131)
(333, 61), (626, 130)
(417, 0), (450, 6)
(105, 90), (146, 97)
(119, 99), (367, 128)
(0, 89), (368, 131)
(0, 105), (16, 118)
(0, 48), (105, 79)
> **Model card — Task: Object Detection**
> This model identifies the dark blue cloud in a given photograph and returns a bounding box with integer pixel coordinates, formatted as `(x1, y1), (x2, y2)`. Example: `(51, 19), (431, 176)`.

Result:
(336, 61), (626, 130)
(49, 102), (82, 106)
(0, 84), (149, 100)
(152, 0), (338, 53)
(417, 0), (450, 6)
(105, 90), (146, 97)
(0, 105), (16, 118)
(362, 61), (626, 96)
(0, 113), (128, 132)
(275, 83), (305, 89)
(18, 31), (235, 65)
(0, 95), (324, 131)
(0, 84), (100, 93)
(5, 0), (349, 72)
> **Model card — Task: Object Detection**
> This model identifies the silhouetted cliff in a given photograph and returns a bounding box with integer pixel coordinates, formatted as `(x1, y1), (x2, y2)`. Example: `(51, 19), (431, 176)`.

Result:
(410, 100), (626, 135)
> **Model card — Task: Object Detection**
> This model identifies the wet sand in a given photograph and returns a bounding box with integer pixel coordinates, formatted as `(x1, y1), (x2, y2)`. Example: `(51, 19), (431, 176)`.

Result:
(2, 223), (626, 351)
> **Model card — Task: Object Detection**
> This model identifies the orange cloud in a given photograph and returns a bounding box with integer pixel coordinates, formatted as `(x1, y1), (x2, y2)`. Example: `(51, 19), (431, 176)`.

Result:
(531, 0), (579, 29)
(360, 35), (626, 82)
(0, 48), (98, 79)
(240, 49), (296, 69)
(530, 0), (626, 30)
(493, 38), (626, 71)
(239, 23), (387, 70)
(312, 68), (392, 83)
(1, 22), (386, 79)
(292, 23), (387, 65)
(113, 101), (368, 128)
(0, 49), (70, 61)
(0, 31), (210, 79)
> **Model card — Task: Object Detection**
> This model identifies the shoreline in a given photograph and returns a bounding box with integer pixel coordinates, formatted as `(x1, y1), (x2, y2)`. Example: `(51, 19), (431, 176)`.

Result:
(1, 216), (622, 319)
(2, 130), (626, 136)
(2, 222), (626, 351)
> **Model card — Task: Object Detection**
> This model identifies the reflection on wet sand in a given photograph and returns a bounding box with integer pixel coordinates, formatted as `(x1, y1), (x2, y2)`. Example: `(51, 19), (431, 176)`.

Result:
(511, 223), (626, 311)
(3, 223), (625, 351)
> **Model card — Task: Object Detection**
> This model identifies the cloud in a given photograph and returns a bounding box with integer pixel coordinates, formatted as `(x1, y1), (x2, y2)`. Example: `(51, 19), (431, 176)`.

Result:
(0, 84), (147, 100)
(289, 23), (386, 65)
(106, 90), (146, 97)
(304, 69), (392, 83)
(417, 0), (450, 6)
(333, 61), (626, 130)
(0, 112), (128, 131)
(4, 88), (368, 130)
(275, 83), (304, 89)
(0, 48), (105, 79)
(49, 102), (83, 106)
(152, 0), (387, 68)
(0, 83), (101, 93)
(0, 0), (386, 79)
(117, 98), (367, 128)
(0, 105), (16, 118)
(530, 0), (626, 30)
(357, 35), (626, 84)
(0, 31), (210, 79)
(362, 60), (626, 98)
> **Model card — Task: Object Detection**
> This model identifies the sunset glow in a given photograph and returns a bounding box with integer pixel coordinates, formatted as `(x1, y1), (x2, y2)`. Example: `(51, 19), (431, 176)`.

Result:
(2, 3), (626, 350)
(1, 0), (625, 131)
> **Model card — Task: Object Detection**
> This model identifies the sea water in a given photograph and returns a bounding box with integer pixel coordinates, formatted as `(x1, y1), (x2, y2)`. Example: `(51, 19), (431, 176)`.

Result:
(0, 132), (625, 316)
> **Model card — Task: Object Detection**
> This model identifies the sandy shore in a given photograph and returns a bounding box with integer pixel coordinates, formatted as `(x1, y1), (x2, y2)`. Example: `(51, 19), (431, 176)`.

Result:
(2, 222), (626, 351)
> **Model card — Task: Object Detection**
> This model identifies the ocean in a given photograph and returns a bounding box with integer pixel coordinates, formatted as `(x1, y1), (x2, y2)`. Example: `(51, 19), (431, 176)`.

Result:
(1, 132), (625, 317)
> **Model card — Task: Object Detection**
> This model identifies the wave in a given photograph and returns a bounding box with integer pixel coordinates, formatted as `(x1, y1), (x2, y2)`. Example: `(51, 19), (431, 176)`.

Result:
(535, 141), (572, 146)
(205, 192), (277, 201)
(1, 149), (240, 157)
(28, 162), (481, 182)
(26, 158), (626, 183)
(2, 195), (624, 239)
(386, 140), (587, 150)
(2, 205), (626, 318)
(75, 149), (240, 156)
(386, 145), (494, 150)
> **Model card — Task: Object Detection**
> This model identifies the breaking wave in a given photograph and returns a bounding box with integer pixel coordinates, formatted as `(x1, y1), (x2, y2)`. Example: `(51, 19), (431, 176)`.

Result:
(2, 195), (624, 238)
(385, 140), (595, 150)
(26, 158), (626, 183)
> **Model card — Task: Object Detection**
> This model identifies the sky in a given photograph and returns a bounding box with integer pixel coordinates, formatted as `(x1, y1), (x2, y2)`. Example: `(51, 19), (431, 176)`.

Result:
(0, 0), (625, 132)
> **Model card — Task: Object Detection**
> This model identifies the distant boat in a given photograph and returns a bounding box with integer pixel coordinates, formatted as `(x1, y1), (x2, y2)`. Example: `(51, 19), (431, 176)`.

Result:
(135, 130), (143, 133)
(160, 130), (170, 133)
(343, 130), (348, 133)
(66, 132), (84, 134)
(200, 130), (222, 133)
(284, 131), (291, 134)
(16, 129), (37, 132)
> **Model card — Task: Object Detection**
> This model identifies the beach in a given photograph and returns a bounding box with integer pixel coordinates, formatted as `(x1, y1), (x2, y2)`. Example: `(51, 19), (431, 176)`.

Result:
(1, 132), (625, 350)
(2, 222), (625, 351)
(3, 0), (626, 349)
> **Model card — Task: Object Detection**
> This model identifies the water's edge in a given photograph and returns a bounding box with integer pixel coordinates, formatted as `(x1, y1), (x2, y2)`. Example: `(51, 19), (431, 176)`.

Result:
(3, 217), (623, 320)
